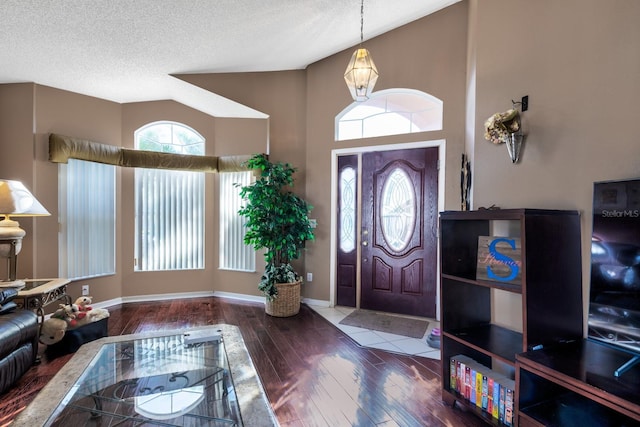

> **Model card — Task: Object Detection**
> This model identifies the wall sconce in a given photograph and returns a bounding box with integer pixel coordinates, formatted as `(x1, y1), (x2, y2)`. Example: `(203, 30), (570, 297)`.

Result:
(484, 98), (527, 163)
(505, 127), (524, 164)
(0, 180), (50, 282)
(344, 0), (379, 101)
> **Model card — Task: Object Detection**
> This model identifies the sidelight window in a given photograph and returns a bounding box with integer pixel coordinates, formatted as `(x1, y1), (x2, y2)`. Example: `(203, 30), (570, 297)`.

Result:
(339, 166), (357, 253)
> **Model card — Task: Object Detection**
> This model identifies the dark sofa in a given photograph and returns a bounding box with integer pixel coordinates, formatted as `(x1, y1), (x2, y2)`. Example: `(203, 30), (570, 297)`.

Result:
(0, 288), (39, 395)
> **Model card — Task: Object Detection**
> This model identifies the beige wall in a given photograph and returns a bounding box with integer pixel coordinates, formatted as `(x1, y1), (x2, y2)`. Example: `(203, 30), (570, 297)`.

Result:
(0, 84), (38, 280)
(0, 84), (124, 301)
(35, 85), (122, 302)
(119, 101), (269, 298)
(2, 0), (639, 317)
(471, 0), (640, 322)
(0, 85), (269, 303)
(177, 70), (308, 167)
(177, 70), (311, 293)
(181, 3), (470, 302)
(303, 3), (469, 301)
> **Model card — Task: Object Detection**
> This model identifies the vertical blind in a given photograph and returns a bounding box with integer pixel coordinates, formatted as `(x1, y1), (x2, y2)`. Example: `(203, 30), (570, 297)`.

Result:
(135, 169), (204, 271)
(59, 159), (116, 279)
(219, 171), (255, 272)
(134, 121), (206, 272)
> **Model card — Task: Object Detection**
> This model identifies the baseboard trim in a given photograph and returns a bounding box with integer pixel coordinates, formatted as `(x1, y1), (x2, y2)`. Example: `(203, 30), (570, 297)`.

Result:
(302, 298), (331, 307)
(212, 291), (265, 304)
(91, 291), (329, 309)
(121, 291), (215, 304)
(92, 297), (122, 310)
(91, 291), (217, 309)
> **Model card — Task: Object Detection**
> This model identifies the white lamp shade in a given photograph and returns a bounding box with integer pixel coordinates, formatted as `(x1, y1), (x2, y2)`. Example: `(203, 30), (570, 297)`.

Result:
(344, 48), (379, 102)
(0, 180), (49, 217)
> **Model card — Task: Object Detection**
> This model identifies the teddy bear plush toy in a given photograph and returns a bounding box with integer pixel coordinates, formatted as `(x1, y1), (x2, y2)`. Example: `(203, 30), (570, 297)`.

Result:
(69, 296), (110, 329)
(51, 303), (80, 327)
(72, 296), (93, 323)
(74, 296), (93, 311)
(39, 317), (68, 345)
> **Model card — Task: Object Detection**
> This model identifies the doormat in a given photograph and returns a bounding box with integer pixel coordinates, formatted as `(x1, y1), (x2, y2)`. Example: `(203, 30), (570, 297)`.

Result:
(339, 310), (429, 339)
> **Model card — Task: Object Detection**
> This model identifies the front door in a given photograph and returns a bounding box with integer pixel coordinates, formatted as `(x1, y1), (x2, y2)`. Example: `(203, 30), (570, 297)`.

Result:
(360, 147), (439, 318)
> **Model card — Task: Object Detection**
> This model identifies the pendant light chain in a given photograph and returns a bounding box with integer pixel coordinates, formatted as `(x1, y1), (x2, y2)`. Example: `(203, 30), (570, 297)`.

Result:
(360, 0), (364, 45)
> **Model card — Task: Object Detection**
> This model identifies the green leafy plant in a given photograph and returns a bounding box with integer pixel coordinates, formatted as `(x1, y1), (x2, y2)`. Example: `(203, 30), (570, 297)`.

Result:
(237, 154), (315, 300)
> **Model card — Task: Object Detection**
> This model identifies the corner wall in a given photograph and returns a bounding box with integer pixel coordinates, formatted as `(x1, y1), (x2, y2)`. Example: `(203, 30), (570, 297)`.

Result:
(119, 101), (269, 298)
(0, 84), (270, 303)
(181, 4), (470, 304)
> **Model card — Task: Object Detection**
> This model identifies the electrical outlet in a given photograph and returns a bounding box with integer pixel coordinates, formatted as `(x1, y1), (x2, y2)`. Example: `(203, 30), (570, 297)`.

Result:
(82, 284), (89, 296)
(521, 95), (529, 112)
(306, 272), (313, 282)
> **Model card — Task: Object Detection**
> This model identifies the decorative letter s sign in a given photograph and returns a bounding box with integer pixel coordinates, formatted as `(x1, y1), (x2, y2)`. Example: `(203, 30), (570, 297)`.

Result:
(487, 238), (520, 282)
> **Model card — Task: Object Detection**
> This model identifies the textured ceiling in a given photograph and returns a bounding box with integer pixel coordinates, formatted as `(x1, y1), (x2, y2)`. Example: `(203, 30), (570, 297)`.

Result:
(0, 0), (460, 117)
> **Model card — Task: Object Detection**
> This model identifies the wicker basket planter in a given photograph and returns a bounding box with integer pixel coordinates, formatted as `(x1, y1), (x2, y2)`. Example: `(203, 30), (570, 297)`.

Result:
(265, 281), (301, 317)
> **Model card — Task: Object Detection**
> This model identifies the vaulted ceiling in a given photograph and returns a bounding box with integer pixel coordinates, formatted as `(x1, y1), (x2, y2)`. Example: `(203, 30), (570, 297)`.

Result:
(0, 0), (460, 117)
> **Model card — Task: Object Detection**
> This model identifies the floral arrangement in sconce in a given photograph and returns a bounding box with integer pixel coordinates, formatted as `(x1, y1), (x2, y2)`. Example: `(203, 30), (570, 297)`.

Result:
(484, 109), (521, 145)
(484, 107), (525, 163)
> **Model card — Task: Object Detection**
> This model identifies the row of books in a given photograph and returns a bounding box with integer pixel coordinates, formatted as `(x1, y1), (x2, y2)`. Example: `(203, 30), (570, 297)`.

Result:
(449, 354), (515, 426)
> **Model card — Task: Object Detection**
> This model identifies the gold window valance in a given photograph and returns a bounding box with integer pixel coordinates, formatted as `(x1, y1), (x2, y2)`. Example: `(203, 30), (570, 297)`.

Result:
(48, 133), (252, 173)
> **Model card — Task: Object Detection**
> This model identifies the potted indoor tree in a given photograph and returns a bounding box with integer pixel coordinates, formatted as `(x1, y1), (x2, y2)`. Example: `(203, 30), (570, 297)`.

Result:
(237, 153), (315, 317)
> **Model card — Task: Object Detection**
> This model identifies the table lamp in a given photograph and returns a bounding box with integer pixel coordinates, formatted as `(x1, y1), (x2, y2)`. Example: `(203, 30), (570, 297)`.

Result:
(0, 179), (50, 282)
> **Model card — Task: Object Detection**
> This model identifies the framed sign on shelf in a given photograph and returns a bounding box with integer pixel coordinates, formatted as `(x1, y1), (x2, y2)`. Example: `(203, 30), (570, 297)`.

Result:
(476, 236), (522, 286)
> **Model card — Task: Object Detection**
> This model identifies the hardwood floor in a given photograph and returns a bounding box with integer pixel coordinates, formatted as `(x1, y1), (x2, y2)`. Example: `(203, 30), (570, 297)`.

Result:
(0, 297), (484, 426)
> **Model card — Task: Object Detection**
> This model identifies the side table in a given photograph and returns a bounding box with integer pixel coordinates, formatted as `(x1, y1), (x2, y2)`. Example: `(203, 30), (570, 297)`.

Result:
(13, 278), (72, 325)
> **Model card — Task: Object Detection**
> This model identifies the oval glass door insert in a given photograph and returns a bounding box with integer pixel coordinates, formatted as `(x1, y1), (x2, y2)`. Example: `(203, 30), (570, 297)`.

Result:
(380, 167), (416, 252)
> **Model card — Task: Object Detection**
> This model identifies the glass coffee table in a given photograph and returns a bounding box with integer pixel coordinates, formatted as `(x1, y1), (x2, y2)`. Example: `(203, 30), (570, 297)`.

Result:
(14, 325), (277, 426)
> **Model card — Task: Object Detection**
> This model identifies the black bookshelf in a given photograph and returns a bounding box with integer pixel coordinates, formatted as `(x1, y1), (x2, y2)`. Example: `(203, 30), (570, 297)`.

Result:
(439, 209), (583, 425)
(516, 340), (640, 426)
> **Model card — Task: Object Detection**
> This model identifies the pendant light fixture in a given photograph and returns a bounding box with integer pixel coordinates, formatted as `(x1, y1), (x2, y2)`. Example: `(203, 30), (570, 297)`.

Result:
(344, 0), (379, 102)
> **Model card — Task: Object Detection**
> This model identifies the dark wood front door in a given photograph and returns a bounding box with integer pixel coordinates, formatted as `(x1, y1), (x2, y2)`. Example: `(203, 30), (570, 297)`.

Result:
(360, 147), (438, 317)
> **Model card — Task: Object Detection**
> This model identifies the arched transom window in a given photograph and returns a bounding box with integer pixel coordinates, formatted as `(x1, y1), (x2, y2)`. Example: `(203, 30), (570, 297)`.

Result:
(336, 89), (443, 141)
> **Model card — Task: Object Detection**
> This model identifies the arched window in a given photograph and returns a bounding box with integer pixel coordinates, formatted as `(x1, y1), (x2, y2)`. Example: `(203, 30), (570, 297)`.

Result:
(134, 121), (205, 271)
(336, 89), (443, 141)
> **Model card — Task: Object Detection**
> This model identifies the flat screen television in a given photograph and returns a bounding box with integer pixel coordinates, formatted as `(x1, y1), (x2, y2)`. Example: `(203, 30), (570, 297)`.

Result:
(589, 178), (640, 376)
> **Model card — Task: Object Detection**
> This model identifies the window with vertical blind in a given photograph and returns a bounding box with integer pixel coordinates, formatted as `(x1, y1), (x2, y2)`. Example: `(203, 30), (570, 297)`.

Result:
(134, 122), (205, 271)
(219, 171), (255, 271)
(59, 159), (116, 279)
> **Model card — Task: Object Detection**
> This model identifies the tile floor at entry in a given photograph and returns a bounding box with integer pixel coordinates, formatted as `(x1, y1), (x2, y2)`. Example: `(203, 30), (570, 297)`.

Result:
(310, 305), (441, 360)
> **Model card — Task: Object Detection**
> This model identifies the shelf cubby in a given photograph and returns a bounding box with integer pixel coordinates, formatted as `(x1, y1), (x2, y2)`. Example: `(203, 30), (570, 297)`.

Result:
(439, 209), (583, 425)
(516, 340), (640, 425)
